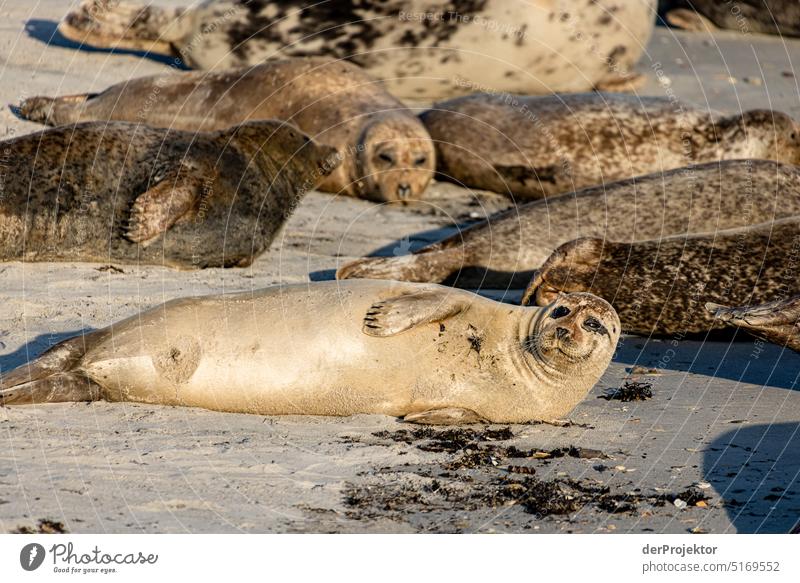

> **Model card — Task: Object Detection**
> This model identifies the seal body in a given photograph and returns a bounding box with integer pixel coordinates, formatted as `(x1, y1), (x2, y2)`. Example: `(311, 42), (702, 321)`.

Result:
(421, 93), (800, 198)
(0, 120), (338, 268)
(0, 281), (620, 424)
(17, 58), (434, 203)
(707, 296), (800, 353)
(337, 160), (800, 288)
(525, 217), (800, 336)
(662, 1), (800, 37)
(57, 0), (656, 99)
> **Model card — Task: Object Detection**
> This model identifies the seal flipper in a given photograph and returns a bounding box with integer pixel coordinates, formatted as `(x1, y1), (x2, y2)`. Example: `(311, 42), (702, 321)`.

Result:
(0, 336), (101, 405)
(362, 290), (470, 337)
(125, 166), (202, 245)
(403, 407), (487, 425)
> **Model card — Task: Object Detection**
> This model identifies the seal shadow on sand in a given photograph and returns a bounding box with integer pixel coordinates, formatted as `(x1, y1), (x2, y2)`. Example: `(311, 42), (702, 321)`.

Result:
(615, 334), (800, 391)
(0, 330), (94, 373)
(25, 19), (187, 69)
(703, 422), (800, 533)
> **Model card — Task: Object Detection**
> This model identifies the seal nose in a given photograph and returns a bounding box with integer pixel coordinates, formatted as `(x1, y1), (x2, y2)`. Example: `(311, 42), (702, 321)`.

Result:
(555, 327), (570, 340)
(397, 183), (412, 199)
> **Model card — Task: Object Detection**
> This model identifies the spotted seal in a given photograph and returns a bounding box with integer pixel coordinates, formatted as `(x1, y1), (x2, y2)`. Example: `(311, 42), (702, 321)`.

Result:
(523, 217), (800, 335)
(56, 0), (656, 99)
(0, 281), (620, 424)
(337, 160), (800, 289)
(0, 120), (338, 268)
(17, 58), (433, 203)
(420, 93), (800, 198)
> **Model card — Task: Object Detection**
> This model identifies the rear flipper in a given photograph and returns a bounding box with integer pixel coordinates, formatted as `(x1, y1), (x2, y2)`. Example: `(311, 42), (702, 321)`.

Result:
(58, 0), (184, 55)
(15, 93), (95, 126)
(0, 335), (102, 405)
(706, 298), (800, 353)
(337, 247), (466, 284)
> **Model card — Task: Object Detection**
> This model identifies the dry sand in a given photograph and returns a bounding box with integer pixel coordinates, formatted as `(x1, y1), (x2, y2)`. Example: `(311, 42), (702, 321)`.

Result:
(0, 1), (799, 533)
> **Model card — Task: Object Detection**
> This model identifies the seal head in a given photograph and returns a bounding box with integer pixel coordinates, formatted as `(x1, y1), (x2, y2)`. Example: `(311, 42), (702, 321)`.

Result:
(354, 114), (435, 203)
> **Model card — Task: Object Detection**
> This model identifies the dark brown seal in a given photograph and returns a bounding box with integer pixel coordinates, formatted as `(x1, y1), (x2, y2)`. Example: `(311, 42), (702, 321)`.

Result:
(420, 93), (800, 199)
(337, 160), (800, 289)
(662, 1), (800, 37)
(17, 58), (434, 203)
(55, 0), (656, 99)
(523, 217), (800, 336)
(707, 296), (800, 352)
(0, 120), (338, 268)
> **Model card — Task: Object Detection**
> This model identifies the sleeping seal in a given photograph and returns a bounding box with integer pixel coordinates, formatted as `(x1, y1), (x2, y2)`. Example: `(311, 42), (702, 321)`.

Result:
(55, 0), (656, 99)
(0, 281), (620, 424)
(17, 58), (434, 203)
(420, 93), (800, 198)
(662, 1), (800, 37)
(523, 217), (800, 336)
(337, 160), (800, 289)
(0, 120), (338, 268)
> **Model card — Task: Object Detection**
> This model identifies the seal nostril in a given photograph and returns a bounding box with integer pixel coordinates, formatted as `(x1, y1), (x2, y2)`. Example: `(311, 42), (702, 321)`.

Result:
(555, 327), (569, 340)
(397, 183), (411, 198)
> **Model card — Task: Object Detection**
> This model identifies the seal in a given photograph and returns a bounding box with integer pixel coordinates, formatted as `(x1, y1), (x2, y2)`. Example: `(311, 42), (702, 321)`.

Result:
(661, 1), (800, 37)
(523, 217), (800, 336)
(0, 120), (338, 268)
(707, 296), (800, 353)
(0, 280), (620, 424)
(420, 93), (800, 198)
(17, 58), (434, 203)
(55, 0), (656, 99)
(337, 160), (800, 289)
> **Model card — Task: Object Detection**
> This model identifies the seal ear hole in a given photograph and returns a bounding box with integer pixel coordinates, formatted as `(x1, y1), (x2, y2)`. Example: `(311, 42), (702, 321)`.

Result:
(550, 306), (571, 319)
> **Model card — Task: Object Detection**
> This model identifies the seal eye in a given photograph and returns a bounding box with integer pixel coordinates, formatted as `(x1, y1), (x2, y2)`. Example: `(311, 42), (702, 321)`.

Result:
(378, 152), (394, 164)
(414, 155), (427, 166)
(582, 316), (607, 336)
(550, 306), (570, 319)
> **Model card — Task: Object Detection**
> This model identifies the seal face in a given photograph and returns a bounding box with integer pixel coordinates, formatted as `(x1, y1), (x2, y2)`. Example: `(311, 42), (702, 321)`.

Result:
(337, 160), (800, 289)
(524, 217), (800, 336)
(17, 58), (434, 203)
(0, 120), (338, 268)
(420, 93), (800, 199)
(56, 0), (657, 99)
(707, 296), (800, 353)
(0, 281), (619, 424)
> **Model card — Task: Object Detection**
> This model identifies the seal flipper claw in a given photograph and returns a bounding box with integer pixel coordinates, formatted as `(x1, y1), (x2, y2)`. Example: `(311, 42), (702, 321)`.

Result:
(125, 169), (201, 245)
(403, 407), (487, 425)
(362, 290), (469, 337)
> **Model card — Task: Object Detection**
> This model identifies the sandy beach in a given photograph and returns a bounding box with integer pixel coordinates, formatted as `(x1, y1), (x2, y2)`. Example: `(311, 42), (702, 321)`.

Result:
(1, 1), (799, 534)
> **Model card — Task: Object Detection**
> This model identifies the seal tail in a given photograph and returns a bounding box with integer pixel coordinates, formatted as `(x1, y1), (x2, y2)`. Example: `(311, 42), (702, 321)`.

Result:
(15, 93), (96, 126)
(58, 0), (182, 55)
(336, 248), (464, 284)
(0, 336), (101, 405)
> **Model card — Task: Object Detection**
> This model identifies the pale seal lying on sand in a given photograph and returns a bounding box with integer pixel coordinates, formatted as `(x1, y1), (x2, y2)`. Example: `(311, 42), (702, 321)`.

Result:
(0, 120), (338, 268)
(523, 217), (800, 336)
(420, 93), (800, 198)
(662, 0), (800, 37)
(707, 296), (800, 353)
(0, 281), (620, 424)
(337, 160), (800, 288)
(17, 58), (433, 203)
(56, 0), (656, 99)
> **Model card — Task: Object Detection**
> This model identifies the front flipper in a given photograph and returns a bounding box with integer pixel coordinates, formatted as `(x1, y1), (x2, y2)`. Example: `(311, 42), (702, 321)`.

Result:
(362, 290), (470, 337)
(125, 164), (203, 246)
(403, 407), (487, 425)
